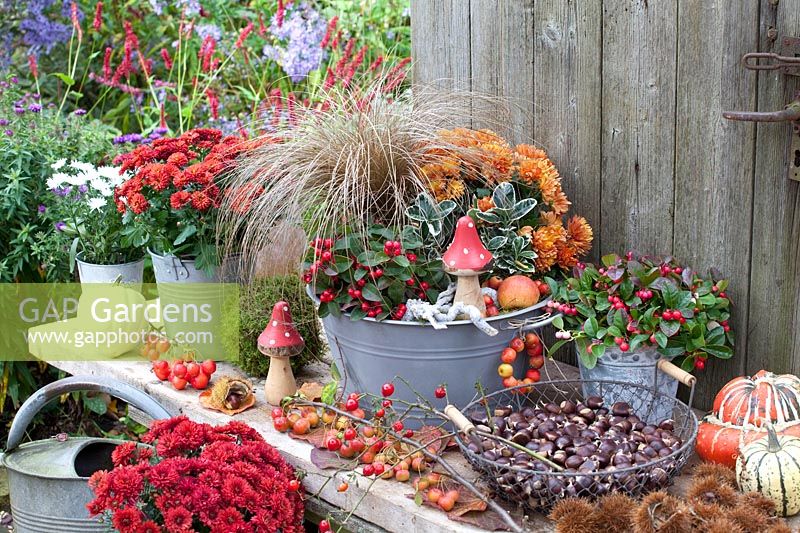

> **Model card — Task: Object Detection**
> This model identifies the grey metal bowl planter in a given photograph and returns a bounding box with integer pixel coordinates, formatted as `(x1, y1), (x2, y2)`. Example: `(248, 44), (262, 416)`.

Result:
(310, 288), (559, 414)
(75, 252), (145, 285)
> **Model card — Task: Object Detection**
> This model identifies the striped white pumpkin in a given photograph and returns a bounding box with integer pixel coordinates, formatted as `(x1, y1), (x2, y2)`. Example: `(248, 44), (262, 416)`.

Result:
(736, 425), (800, 517)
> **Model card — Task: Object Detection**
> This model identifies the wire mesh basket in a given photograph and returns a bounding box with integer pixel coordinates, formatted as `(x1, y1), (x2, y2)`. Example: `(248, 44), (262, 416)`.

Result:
(451, 379), (698, 511)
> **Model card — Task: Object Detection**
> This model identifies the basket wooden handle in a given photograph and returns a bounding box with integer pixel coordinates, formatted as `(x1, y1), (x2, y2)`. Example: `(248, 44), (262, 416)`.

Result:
(444, 404), (475, 434)
(657, 359), (697, 387)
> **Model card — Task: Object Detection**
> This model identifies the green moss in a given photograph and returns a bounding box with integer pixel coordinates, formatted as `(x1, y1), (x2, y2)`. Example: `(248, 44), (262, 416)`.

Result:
(223, 275), (325, 377)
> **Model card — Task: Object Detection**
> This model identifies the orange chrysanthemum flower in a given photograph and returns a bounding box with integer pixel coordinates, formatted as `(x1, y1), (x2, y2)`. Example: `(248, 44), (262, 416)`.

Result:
(477, 196), (495, 212)
(514, 143), (548, 160)
(532, 222), (566, 273)
(479, 142), (513, 180)
(428, 177), (466, 202)
(556, 216), (593, 269)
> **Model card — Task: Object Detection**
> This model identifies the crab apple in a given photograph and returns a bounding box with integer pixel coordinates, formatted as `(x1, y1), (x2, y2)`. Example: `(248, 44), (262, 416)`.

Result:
(201, 360), (216, 375)
(381, 383), (395, 397)
(487, 276), (503, 290)
(434, 386), (446, 399)
(395, 470), (411, 482)
(153, 366), (170, 381)
(360, 451), (375, 464)
(427, 488), (443, 503)
(486, 305), (499, 317)
(337, 482), (349, 492)
(509, 337), (526, 352)
(190, 372), (209, 390)
(502, 376), (518, 388)
(498, 364), (514, 378)
(171, 362), (187, 379)
(185, 362), (201, 379)
(372, 463), (385, 475)
(528, 355), (545, 369)
(414, 478), (430, 491)
(438, 495), (456, 512)
(344, 428), (357, 441)
(326, 437), (342, 451)
(392, 421), (404, 432)
(375, 408), (385, 418)
(526, 369), (541, 382)
(292, 418), (310, 435)
(524, 333), (541, 348)
(363, 464), (375, 476)
(500, 347), (517, 364)
(345, 398), (359, 411)
(170, 375), (187, 390)
(339, 443), (356, 458)
(273, 416), (290, 432)
(350, 439), (365, 453)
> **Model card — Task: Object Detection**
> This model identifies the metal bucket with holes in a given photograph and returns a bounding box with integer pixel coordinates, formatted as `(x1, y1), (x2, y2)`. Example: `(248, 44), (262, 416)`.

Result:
(0, 376), (171, 533)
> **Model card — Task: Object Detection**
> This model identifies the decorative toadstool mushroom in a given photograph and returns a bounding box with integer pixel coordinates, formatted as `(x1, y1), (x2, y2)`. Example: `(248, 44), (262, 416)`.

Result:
(442, 215), (494, 316)
(258, 301), (305, 405)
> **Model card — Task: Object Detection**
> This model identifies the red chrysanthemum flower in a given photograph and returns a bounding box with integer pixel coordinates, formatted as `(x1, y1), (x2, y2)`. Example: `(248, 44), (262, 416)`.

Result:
(111, 507), (142, 533)
(167, 152), (189, 168)
(112, 442), (138, 466)
(191, 191), (213, 211)
(164, 506), (194, 532)
(170, 191), (192, 209)
(138, 520), (160, 533)
(128, 193), (149, 214)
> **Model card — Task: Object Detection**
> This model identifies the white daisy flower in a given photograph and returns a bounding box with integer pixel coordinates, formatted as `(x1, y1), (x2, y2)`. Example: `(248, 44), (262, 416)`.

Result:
(51, 159), (67, 171)
(88, 197), (107, 211)
(46, 173), (71, 189)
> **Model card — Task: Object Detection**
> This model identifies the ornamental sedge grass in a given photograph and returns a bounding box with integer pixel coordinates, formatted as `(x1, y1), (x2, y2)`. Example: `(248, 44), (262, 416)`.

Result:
(218, 77), (512, 277)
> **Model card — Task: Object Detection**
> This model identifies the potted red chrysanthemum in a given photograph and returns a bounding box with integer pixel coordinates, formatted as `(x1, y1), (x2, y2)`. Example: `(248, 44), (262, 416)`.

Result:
(87, 416), (305, 533)
(114, 128), (256, 282)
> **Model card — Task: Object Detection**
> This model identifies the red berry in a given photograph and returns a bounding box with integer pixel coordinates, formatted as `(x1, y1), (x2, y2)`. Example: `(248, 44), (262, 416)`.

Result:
(375, 408), (385, 418)
(288, 479), (301, 492)
(381, 383), (395, 397)
(319, 519), (331, 532)
(327, 437), (342, 451)
(344, 428), (357, 441)
(405, 279), (415, 286)
(614, 337), (624, 345)
(392, 421), (404, 432)
(345, 398), (359, 411)
(407, 253), (417, 262)
(404, 429), (414, 438)
(719, 292), (727, 298)
(382, 399), (392, 408)
(434, 386), (446, 399)
(321, 250), (332, 262)
(420, 281), (430, 290)
(694, 359), (706, 371)
(649, 334), (657, 344)
(619, 342), (630, 352)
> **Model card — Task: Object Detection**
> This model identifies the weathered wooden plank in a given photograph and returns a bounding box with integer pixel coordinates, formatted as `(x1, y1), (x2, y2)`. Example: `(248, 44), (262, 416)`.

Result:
(410, 0), (472, 93)
(747, 0), (800, 377)
(673, 1), (759, 406)
(532, 0), (602, 264)
(600, 0), (678, 257)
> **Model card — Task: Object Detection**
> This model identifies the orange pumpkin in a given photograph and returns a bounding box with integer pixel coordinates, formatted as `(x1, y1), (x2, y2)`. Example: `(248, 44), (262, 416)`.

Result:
(696, 370), (800, 467)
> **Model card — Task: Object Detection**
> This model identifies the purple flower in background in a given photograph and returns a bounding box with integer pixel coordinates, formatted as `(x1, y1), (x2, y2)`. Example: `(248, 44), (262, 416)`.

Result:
(28, 103), (41, 112)
(38, 204), (46, 213)
(154, 127), (169, 135)
(55, 221), (66, 232)
(19, 0), (72, 56)
(0, 119), (7, 126)
(263, 3), (327, 82)
(113, 133), (143, 144)
(174, 0), (202, 17)
(73, 108), (86, 116)
(10, 76), (17, 84)
(14, 107), (24, 115)
(4, 129), (12, 136)
(196, 23), (222, 42)
(78, 184), (88, 194)
(52, 186), (71, 196)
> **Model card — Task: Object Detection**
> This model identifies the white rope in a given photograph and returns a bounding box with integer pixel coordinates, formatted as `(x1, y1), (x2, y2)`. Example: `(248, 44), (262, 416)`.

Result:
(401, 283), (498, 336)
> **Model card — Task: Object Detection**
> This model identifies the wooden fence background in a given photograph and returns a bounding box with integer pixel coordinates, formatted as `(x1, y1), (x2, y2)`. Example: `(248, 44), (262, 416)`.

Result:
(410, 0), (800, 408)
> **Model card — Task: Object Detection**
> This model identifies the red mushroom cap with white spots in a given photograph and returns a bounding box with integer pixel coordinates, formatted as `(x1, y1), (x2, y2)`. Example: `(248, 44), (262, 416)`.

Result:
(442, 215), (493, 273)
(257, 301), (305, 357)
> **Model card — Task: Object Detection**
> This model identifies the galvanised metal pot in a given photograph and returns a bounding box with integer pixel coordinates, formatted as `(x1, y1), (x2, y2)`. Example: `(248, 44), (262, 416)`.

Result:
(310, 288), (558, 417)
(1, 376), (172, 533)
(577, 344), (681, 424)
(75, 252), (145, 286)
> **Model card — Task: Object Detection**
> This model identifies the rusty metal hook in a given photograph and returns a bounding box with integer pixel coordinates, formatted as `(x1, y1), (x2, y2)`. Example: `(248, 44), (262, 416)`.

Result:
(722, 101), (800, 122)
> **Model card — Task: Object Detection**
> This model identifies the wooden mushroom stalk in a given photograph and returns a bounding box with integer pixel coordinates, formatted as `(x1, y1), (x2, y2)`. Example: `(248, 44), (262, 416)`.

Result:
(258, 301), (305, 405)
(442, 215), (494, 316)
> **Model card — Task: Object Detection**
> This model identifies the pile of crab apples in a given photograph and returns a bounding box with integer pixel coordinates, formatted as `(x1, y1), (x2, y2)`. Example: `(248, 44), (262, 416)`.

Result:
(151, 358), (217, 390)
(498, 332), (545, 390)
(482, 275), (549, 317)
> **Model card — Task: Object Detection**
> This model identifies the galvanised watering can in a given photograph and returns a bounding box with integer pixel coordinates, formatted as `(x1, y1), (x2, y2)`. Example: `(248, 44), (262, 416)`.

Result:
(0, 376), (172, 532)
